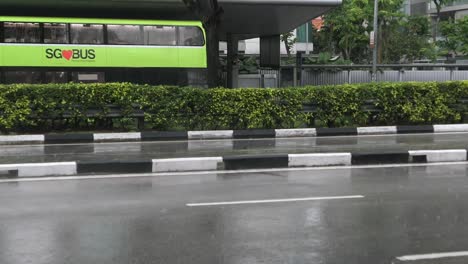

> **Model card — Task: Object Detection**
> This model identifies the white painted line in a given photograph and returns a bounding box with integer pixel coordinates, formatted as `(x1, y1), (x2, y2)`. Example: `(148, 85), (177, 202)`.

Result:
(275, 128), (317, 138)
(186, 195), (365, 207)
(289, 153), (351, 167)
(1, 161), (468, 184)
(152, 157), (223, 172)
(93, 132), (141, 141)
(188, 130), (233, 140)
(409, 149), (467, 163)
(357, 126), (397, 135)
(396, 251), (468, 261)
(0, 162), (77, 177)
(434, 124), (468, 133)
(0, 135), (44, 143)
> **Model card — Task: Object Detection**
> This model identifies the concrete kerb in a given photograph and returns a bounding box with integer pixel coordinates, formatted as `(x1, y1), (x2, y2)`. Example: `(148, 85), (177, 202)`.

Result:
(0, 135), (44, 144)
(188, 130), (233, 140)
(357, 126), (397, 135)
(0, 162), (77, 177)
(289, 153), (351, 167)
(409, 149), (468, 163)
(275, 128), (317, 138)
(153, 157), (223, 172)
(94, 132), (141, 141)
(433, 124), (468, 133)
(2, 124), (468, 145)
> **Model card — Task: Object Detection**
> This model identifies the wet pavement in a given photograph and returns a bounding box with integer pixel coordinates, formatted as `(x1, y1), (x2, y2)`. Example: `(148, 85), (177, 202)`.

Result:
(1, 164), (468, 264)
(0, 132), (468, 164)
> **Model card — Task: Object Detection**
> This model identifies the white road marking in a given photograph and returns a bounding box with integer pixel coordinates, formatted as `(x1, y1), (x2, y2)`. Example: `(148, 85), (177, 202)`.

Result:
(0, 161), (467, 184)
(396, 251), (468, 261)
(186, 195), (365, 207)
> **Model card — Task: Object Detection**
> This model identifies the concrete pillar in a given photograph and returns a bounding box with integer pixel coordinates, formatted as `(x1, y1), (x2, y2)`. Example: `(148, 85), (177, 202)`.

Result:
(226, 33), (239, 88)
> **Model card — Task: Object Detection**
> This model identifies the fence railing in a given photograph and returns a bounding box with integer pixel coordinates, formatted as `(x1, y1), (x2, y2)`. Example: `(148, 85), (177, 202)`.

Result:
(236, 64), (468, 88)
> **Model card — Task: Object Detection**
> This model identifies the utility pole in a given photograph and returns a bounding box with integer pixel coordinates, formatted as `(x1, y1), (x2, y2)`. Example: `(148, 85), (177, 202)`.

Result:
(305, 22), (310, 55)
(371, 0), (378, 82)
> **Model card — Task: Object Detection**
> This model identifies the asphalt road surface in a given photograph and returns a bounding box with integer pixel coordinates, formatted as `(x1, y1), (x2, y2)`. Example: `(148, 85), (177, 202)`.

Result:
(1, 132), (468, 164)
(1, 163), (468, 264)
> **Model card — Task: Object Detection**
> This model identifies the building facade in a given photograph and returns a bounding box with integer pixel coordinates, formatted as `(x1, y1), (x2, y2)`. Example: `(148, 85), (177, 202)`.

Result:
(220, 19), (316, 55)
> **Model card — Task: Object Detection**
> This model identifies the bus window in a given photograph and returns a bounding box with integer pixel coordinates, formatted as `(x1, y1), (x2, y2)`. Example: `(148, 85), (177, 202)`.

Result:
(44, 23), (68, 44)
(107, 25), (143, 45)
(178, 26), (204, 46)
(70, 24), (104, 44)
(72, 72), (105, 83)
(45, 72), (68, 83)
(4, 71), (41, 83)
(4, 22), (41, 43)
(144, 26), (176, 46)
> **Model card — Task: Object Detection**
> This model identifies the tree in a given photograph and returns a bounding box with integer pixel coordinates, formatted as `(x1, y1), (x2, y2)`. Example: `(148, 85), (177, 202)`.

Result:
(317, 0), (405, 63)
(384, 16), (435, 63)
(438, 16), (468, 58)
(315, 0), (436, 64)
(431, 0), (455, 42)
(319, 0), (370, 62)
(280, 31), (297, 56)
(184, 0), (223, 87)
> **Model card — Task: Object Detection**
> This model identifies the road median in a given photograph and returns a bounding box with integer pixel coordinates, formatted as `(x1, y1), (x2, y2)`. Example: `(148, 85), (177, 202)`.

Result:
(0, 149), (466, 178)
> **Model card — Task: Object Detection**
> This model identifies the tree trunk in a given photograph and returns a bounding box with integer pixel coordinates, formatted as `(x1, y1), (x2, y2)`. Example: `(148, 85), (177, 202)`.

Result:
(284, 41), (290, 56)
(377, 23), (383, 64)
(344, 47), (350, 60)
(205, 23), (220, 87)
(183, 0), (222, 87)
(433, 5), (441, 43)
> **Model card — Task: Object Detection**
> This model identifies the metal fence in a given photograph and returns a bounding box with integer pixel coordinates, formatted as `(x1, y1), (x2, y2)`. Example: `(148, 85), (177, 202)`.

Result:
(299, 70), (468, 86)
(236, 64), (468, 88)
(295, 64), (468, 86)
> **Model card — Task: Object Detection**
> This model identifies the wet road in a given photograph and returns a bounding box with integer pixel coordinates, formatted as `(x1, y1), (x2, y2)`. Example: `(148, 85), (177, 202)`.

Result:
(1, 163), (468, 264)
(1, 132), (468, 164)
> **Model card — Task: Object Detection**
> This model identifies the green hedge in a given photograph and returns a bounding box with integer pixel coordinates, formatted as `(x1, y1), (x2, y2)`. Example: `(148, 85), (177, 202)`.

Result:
(0, 81), (467, 133)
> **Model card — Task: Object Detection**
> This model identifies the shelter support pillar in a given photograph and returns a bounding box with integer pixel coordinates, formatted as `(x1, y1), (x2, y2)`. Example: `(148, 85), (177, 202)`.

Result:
(260, 35), (280, 68)
(260, 35), (281, 87)
(226, 33), (239, 88)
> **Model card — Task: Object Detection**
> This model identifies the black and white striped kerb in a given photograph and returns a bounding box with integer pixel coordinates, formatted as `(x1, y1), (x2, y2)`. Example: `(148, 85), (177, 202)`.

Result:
(1, 149), (467, 177)
(351, 151), (410, 165)
(1, 124), (468, 145)
(141, 131), (188, 141)
(76, 160), (153, 174)
(223, 154), (289, 170)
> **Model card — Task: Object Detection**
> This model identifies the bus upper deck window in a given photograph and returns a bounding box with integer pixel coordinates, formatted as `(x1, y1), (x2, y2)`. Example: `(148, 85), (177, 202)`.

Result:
(4, 22), (41, 43)
(178, 26), (204, 46)
(107, 25), (143, 45)
(70, 24), (104, 44)
(144, 26), (176, 46)
(44, 23), (68, 44)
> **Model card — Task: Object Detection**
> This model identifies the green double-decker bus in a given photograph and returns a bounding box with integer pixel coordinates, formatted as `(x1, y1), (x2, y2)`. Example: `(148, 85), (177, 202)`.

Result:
(0, 16), (207, 85)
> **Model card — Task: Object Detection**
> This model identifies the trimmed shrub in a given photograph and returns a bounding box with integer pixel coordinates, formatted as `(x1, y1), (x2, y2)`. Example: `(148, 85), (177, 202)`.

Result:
(0, 81), (467, 133)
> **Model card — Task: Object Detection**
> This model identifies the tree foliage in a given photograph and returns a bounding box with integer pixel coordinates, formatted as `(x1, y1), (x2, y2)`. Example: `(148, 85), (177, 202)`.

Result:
(280, 31), (297, 56)
(315, 0), (436, 63)
(439, 16), (468, 57)
(384, 16), (435, 63)
(318, 0), (371, 62)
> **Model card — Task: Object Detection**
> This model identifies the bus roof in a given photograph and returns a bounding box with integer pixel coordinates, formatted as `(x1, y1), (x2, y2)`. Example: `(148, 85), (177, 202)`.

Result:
(0, 16), (203, 27)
